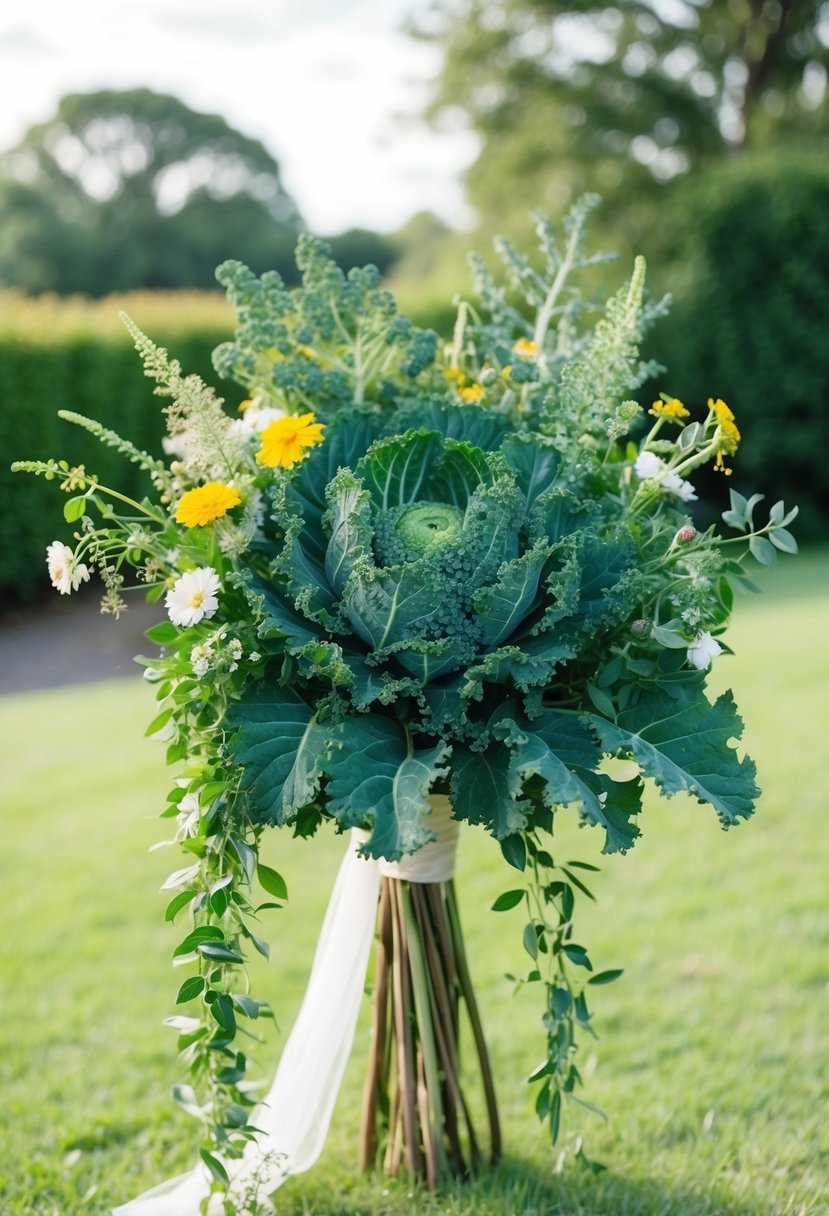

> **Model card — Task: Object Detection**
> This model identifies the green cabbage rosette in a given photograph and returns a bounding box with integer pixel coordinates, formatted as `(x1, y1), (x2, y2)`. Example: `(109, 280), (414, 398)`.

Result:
(230, 404), (757, 863)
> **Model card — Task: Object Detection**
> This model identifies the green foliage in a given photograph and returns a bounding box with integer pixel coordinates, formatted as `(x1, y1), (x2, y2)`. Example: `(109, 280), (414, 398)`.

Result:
(2, 290), (232, 598)
(420, 1), (829, 233)
(651, 154), (829, 536)
(0, 88), (302, 295)
(212, 239), (439, 414)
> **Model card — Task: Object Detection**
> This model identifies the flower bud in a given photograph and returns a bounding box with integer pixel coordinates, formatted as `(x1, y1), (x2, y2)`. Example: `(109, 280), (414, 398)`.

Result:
(630, 618), (649, 637)
(677, 526), (697, 543)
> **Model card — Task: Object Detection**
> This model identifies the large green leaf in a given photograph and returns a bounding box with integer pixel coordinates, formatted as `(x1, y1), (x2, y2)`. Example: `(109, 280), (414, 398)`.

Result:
(278, 536), (338, 625)
(533, 489), (598, 545)
(249, 574), (320, 649)
(287, 411), (385, 554)
(473, 539), (551, 647)
(501, 433), (562, 511)
(589, 687), (759, 828)
(357, 429), (443, 512)
(535, 532), (636, 644)
(391, 400), (510, 450)
(323, 468), (373, 596)
(491, 708), (641, 853)
(229, 687), (328, 824)
(380, 635), (475, 684)
(426, 439), (493, 508)
(324, 716), (449, 859)
(450, 741), (530, 838)
(343, 563), (444, 651)
(459, 481), (523, 589)
(337, 642), (423, 708)
(462, 634), (574, 695)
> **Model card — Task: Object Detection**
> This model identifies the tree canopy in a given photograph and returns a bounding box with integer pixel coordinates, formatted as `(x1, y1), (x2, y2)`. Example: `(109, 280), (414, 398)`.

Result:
(0, 88), (303, 294)
(421, 0), (829, 229)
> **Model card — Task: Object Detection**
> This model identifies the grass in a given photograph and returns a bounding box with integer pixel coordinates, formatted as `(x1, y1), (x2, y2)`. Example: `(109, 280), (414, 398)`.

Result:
(1, 550), (828, 1215)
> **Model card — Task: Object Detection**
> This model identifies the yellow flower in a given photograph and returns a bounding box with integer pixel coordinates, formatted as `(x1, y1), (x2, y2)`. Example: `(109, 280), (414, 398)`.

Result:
(257, 412), (325, 469)
(459, 384), (485, 404)
(444, 366), (468, 387)
(175, 482), (242, 528)
(650, 396), (689, 421)
(238, 398), (254, 413)
(514, 338), (538, 357)
(708, 398), (741, 475)
(501, 365), (513, 380)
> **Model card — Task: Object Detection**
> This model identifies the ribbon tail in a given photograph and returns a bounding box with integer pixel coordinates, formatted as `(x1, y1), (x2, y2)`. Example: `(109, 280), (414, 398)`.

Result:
(113, 841), (380, 1215)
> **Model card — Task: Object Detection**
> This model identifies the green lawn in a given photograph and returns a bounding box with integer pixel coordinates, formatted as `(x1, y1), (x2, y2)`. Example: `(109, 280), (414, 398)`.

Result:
(2, 551), (828, 1215)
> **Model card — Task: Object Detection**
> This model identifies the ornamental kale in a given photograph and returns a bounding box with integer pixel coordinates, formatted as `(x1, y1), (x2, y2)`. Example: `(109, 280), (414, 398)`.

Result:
(230, 395), (759, 867)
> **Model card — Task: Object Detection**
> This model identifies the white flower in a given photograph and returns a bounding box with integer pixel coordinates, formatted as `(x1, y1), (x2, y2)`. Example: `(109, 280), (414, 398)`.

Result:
(634, 452), (697, 501)
(634, 450), (663, 480)
(46, 541), (90, 595)
(162, 431), (197, 462)
(249, 651), (261, 662)
(228, 638), (243, 660)
(176, 793), (201, 839)
(228, 404), (287, 440)
(687, 631), (723, 670)
(165, 567), (221, 627)
(190, 642), (214, 678)
(661, 471), (698, 502)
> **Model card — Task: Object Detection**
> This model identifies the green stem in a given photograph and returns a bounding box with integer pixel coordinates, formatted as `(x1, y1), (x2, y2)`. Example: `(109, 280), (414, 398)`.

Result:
(534, 218), (582, 357)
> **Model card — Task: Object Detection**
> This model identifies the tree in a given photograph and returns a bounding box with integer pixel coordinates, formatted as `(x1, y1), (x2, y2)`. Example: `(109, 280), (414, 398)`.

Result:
(0, 88), (303, 294)
(420, 1), (829, 232)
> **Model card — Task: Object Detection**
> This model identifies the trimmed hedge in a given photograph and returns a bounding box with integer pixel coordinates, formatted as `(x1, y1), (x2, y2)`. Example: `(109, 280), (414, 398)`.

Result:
(650, 153), (829, 537)
(2, 291), (235, 599)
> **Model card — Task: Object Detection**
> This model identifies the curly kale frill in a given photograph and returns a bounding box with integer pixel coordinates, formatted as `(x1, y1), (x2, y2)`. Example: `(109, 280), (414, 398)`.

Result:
(229, 404), (758, 862)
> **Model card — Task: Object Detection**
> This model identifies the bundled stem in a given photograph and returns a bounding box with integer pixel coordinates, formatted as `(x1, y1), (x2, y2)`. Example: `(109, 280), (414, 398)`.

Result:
(359, 877), (500, 1187)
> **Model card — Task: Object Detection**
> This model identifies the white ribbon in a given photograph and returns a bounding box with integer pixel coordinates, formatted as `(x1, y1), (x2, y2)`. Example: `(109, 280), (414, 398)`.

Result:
(113, 796), (457, 1215)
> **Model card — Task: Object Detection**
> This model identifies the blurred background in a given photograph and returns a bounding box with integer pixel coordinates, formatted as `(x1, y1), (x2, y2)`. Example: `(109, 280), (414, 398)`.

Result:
(1, 0), (828, 674)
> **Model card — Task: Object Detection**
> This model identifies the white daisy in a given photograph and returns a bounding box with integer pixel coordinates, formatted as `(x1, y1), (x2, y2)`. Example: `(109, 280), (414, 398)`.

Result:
(165, 567), (221, 627)
(46, 541), (90, 595)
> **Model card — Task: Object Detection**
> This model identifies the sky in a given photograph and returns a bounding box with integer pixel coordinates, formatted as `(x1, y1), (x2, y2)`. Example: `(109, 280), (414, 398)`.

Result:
(0, 0), (478, 233)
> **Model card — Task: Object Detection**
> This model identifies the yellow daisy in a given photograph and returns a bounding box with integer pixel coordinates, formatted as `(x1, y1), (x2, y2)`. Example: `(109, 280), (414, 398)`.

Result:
(257, 413), (325, 469)
(175, 482), (242, 528)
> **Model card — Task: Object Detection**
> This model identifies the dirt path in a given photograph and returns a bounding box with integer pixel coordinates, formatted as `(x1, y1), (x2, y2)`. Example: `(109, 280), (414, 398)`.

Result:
(0, 589), (164, 695)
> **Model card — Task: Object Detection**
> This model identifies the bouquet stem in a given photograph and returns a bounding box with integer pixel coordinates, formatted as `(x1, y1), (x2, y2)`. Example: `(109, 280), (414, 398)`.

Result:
(359, 876), (501, 1186)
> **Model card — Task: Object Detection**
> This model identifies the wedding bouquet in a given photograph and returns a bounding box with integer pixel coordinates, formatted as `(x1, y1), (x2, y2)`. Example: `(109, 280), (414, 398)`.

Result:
(13, 197), (797, 1214)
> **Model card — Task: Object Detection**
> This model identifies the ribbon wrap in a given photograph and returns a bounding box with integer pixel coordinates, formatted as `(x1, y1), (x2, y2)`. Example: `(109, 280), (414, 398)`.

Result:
(113, 796), (457, 1215)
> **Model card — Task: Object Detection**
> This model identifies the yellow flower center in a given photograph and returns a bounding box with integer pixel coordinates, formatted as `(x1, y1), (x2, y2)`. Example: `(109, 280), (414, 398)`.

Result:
(459, 384), (485, 404)
(190, 590), (205, 609)
(514, 338), (538, 357)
